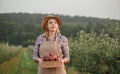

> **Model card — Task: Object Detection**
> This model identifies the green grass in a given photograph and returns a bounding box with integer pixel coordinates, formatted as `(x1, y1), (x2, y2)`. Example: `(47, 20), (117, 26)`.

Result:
(0, 47), (38, 74)
(9, 48), (38, 74)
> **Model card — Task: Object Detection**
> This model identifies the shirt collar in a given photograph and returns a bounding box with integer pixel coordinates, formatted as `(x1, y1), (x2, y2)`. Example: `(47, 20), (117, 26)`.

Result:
(42, 33), (61, 41)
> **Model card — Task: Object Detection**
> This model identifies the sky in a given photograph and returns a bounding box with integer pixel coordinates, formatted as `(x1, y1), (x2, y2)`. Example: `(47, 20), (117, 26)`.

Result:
(0, 0), (120, 20)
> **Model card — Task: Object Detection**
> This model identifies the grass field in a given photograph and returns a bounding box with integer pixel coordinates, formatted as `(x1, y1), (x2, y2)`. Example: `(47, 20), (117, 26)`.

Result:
(0, 47), (38, 74)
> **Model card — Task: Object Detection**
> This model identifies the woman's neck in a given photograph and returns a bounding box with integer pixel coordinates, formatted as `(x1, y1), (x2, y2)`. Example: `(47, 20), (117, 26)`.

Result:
(48, 32), (56, 40)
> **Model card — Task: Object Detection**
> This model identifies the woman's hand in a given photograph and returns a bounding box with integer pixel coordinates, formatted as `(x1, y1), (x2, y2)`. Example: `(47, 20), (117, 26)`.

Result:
(61, 59), (65, 64)
(39, 59), (42, 65)
(61, 58), (69, 64)
(35, 58), (42, 63)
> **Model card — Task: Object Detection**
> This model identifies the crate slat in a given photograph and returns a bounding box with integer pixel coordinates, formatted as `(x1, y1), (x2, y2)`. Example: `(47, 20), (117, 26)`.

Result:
(41, 61), (62, 68)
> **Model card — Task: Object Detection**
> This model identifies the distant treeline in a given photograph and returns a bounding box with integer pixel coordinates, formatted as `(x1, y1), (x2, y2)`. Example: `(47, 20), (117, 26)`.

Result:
(0, 13), (120, 46)
(0, 13), (120, 24)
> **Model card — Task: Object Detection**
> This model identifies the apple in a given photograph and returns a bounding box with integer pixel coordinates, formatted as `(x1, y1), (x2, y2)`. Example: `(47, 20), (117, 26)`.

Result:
(56, 56), (61, 61)
(43, 53), (61, 61)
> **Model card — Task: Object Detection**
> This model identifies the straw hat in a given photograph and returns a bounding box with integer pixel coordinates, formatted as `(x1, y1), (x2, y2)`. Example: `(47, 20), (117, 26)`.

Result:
(41, 15), (62, 31)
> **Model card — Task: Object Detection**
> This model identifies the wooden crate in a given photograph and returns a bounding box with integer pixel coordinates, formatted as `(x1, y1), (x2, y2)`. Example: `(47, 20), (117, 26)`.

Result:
(41, 61), (62, 68)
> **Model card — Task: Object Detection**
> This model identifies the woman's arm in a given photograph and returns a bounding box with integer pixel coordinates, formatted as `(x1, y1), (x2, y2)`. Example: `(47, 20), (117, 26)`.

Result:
(33, 35), (43, 63)
(61, 36), (70, 64)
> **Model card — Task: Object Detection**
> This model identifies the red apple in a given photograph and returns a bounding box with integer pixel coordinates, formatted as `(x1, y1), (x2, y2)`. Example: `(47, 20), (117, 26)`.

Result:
(56, 56), (61, 61)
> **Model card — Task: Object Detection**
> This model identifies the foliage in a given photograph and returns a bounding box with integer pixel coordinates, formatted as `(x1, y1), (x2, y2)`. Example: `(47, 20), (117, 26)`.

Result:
(0, 28), (120, 73)
(68, 31), (120, 74)
(0, 13), (120, 46)
(0, 43), (21, 64)
(0, 46), (38, 74)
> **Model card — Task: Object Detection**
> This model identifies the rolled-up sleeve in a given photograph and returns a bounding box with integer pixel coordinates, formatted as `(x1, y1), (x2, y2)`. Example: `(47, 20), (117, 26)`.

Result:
(61, 36), (70, 62)
(33, 35), (43, 61)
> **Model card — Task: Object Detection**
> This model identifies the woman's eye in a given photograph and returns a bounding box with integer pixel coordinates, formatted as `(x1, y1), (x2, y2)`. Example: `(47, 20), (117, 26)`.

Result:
(48, 21), (52, 24)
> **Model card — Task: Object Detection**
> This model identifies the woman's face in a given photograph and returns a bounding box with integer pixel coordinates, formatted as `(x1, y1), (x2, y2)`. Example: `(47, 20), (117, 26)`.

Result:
(47, 19), (58, 32)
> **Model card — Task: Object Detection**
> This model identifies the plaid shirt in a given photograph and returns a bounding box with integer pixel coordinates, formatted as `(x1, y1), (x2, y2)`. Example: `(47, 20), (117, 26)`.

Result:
(33, 34), (70, 61)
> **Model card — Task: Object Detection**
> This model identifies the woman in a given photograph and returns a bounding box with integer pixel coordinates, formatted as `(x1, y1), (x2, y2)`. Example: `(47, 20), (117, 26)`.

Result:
(33, 15), (70, 74)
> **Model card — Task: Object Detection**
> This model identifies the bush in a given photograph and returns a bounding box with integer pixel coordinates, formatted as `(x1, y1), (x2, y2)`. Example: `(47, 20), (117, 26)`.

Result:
(68, 31), (120, 74)
(0, 43), (22, 64)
